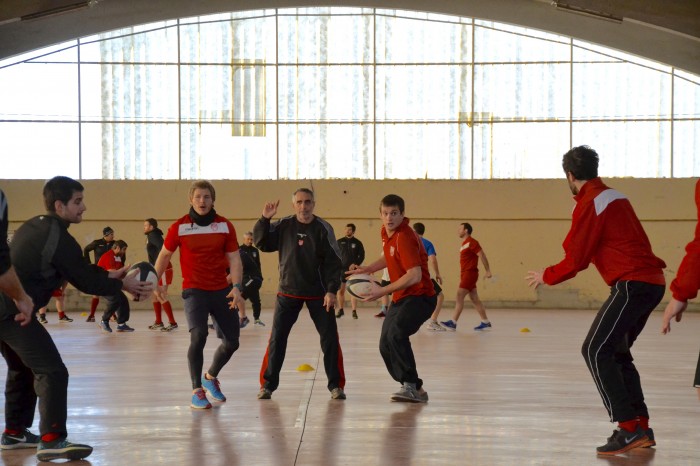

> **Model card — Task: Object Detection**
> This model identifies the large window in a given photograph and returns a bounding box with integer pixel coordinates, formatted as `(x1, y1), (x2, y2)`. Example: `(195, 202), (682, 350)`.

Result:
(0, 8), (698, 179)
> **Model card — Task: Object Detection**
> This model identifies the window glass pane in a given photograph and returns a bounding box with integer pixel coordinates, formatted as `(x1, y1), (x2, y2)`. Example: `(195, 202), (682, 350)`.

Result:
(0, 63), (78, 121)
(80, 64), (179, 122)
(376, 65), (471, 121)
(278, 14), (373, 64)
(473, 122), (569, 179)
(278, 65), (372, 121)
(375, 16), (471, 64)
(0, 123), (79, 179)
(181, 124), (277, 180)
(474, 64), (570, 120)
(180, 64), (276, 124)
(572, 121), (671, 177)
(573, 40), (671, 72)
(0, 41), (77, 67)
(80, 26), (179, 63)
(81, 123), (179, 179)
(475, 20), (569, 43)
(180, 17), (276, 64)
(278, 124), (372, 179)
(474, 24), (570, 63)
(673, 121), (700, 177)
(376, 123), (471, 179)
(674, 74), (700, 119)
(573, 62), (672, 119)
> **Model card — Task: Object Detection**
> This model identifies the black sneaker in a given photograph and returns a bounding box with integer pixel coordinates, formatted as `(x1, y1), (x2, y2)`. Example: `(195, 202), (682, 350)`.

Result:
(36, 437), (92, 461)
(257, 388), (272, 399)
(1, 429), (40, 450)
(86, 315), (95, 323)
(641, 428), (656, 448)
(352, 310), (358, 319)
(58, 315), (73, 323)
(116, 323), (135, 332)
(596, 426), (649, 455)
(335, 308), (344, 318)
(161, 323), (178, 332)
(38, 315), (48, 324)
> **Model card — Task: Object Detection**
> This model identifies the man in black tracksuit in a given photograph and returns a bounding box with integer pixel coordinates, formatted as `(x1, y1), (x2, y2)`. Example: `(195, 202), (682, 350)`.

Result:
(335, 223), (365, 319)
(254, 188), (345, 400)
(239, 232), (264, 325)
(0, 177), (152, 461)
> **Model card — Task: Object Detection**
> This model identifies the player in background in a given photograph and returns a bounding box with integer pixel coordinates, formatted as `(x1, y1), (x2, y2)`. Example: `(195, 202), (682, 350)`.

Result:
(336, 223), (365, 319)
(144, 218), (178, 332)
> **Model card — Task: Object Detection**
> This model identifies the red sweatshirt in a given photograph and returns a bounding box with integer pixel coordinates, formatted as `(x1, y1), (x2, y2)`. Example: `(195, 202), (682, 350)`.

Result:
(543, 177), (665, 287)
(670, 179), (700, 301)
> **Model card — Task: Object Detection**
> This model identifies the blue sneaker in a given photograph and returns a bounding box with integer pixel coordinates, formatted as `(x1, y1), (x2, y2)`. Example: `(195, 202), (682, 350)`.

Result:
(474, 321), (492, 330)
(191, 388), (212, 409)
(201, 375), (226, 402)
(1, 429), (40, 450)
(36, 438), (92, 461)
(440, 320), (457, 331)
(99, 320), (112, 333)
(239, 316), (250, 328)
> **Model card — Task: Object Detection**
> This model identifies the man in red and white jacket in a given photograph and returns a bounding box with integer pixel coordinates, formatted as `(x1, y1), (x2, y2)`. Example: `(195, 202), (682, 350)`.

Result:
(526, 146), (666, 456)
(661, 178), (700, 400)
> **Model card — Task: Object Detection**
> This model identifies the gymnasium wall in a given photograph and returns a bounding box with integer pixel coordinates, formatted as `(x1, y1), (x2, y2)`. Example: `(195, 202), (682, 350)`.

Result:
(2, 177), (697, 311)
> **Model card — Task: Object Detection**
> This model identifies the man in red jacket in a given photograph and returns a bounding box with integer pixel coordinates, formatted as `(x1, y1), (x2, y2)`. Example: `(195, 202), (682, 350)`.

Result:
(661, 179), (700, 401)
(526, 146), (666, 456)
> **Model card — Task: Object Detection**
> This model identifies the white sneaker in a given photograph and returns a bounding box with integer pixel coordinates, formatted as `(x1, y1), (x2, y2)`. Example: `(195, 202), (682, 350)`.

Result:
(425, 320), (445, 331)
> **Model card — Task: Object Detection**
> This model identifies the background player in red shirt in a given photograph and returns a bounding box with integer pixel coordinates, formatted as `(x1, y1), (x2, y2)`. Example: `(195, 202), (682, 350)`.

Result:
(661, 178), (700, 401)
(440, 222), (492, 331)
(153, 180), (244, 409)
(349, 194), (436, 403)
(96, 240), (134, 333)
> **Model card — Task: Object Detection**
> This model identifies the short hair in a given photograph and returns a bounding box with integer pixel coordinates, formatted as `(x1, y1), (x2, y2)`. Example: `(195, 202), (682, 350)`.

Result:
(145, 218), (158, 228)
(292, 188), (315, 201)
(43, 176), (84, 212)
(244, 231), (253, 237)
(562, 145), (599, 181)
(413, 222), (425, 235)
(380, 194), (405, 214)
(346, 223), (356, 233)
(114, 240), (128, 249)
(461, 222), (473, 235)
(189, 180), (216, 202)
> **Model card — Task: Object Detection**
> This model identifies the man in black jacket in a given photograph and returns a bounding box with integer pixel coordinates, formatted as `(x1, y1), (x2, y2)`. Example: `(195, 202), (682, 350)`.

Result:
(0, 176), (152, 461)
(239, 232), (264, 326)
(254, 188), (345, 400)
(335, 223), (365, 319)
(144, 218), (177, 331)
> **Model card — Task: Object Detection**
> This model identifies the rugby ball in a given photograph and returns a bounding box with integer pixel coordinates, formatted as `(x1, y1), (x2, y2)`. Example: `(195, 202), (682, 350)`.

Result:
(126, 261), (158, 301)
(346, 274), (381, 299)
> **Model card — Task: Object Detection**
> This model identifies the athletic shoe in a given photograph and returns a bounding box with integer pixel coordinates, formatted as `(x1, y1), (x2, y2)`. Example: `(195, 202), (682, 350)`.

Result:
(331, 387), (346, 400)
(254, 319), (266, 327)
(38, 315), (48, 324)
(335, 308), (344, 318)
(440, 320), (457, 331)
(99, 320), (112, 333)
(1, 429), (40, 450)
(86, 315), (95, 323)
(191, 388), (212, 409)
(374, 310), (386, 318)
(161, 323), (178, 332)
(641, 428), (656, 448)
(201, 375), (226, 402)
(425, 320), (445, 331)
(474, 321), (492, 331)
(391, 384), (428, 403)
(257, 388), (272, 400)
(116, 323), (135, 332)
(596, 426), (649, 455)
(58, 315), (73, 323)
(240, 316), (250, 328)
(352, 310), (358, 319)
(148, 322), (164, 330)
(36, 438), (92, 461)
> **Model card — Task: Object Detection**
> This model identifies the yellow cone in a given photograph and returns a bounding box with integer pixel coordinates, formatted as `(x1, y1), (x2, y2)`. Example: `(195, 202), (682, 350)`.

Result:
(520, 327), (531, 333)
(81, 312), (87, 316)
(297, 363), (315, 371)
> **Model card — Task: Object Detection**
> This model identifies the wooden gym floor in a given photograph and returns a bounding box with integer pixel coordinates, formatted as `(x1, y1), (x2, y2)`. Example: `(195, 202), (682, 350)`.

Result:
(0, 307), (698, 466)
